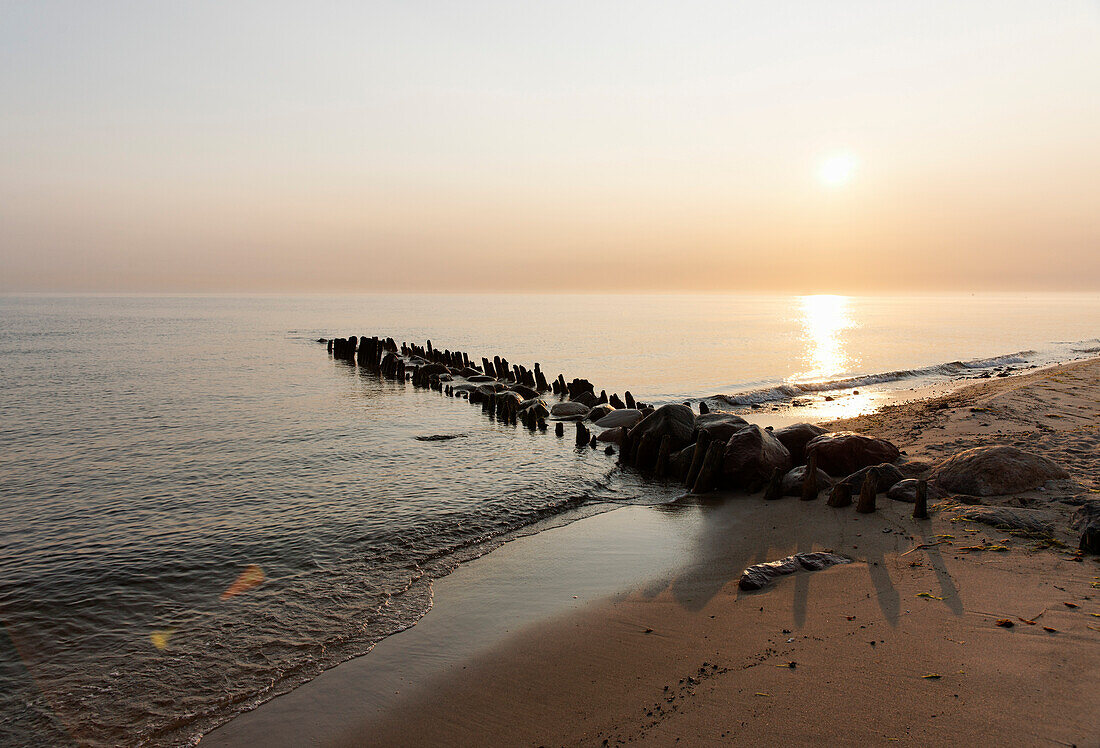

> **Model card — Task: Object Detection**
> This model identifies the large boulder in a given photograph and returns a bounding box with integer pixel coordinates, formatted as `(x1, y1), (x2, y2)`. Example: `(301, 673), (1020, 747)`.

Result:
(628, 404), (696, 451)
(774, 423), (828, 464)
(804, 431), (901, 476)
(550, 401), (590, 419)
(930, 446), (1069, 496)
(694, 411), (749, 443)
(837, 463), (906, 493)
(595, 408), (644, 430)
(508, 384), (540, 399)
(780, 465), (833, 496)
(722, 424), (792, 490)
(587, 403), (616, 422)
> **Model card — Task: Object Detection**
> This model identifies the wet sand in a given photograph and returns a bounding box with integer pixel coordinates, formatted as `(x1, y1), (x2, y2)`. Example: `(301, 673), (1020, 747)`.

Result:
(205, 358), (1100, 747)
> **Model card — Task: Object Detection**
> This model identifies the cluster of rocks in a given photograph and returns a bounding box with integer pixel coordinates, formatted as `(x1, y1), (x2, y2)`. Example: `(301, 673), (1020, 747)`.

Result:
(321, 336), (1095, 553)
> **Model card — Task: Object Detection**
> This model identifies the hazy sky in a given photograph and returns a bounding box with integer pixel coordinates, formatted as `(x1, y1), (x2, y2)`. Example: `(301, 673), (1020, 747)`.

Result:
(2, 1), (1098, 292)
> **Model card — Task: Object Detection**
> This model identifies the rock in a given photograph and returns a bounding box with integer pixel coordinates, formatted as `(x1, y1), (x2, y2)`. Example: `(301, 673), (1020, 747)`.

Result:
(458, 366), (482, 378)
(566, 378), (596, 399)
(550, 401), (590, 419)
(694, 411), (749, 443)
(570, 391), (599, 407)
(738, 552), (851, 591)
(414, 433), (467, 442)
(838, 463), (906, 493)
(596, 427), (625, 444)
(587, 403), (616, 422)
(722, 425), (792, 490)
(804, 431), (901, 476)
(781, 465), (832, 497)
(773, 423), (827, 464)
(594, 408), (643, 429)
(628, 404), (696, 453)
(1073, 503), (1100, 554)
(952, 506), (1059, 535)
(888, 478), (947, 503)
(509, 384), (540, 399)
(518, 398), (550, 419)
(930, 446), (1069, 496)
(467, 374), (496, 382)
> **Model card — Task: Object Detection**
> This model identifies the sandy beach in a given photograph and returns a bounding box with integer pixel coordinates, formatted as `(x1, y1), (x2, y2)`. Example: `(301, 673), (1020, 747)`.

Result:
(206, 357), (1100, 747)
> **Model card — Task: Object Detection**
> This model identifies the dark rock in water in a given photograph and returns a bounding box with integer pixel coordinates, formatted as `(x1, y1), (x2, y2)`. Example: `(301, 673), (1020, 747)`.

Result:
(838, 463), (905, 493)
(953, 506), (1059, 535)
(566, 378), (596, 399)
(587, 403), (616, 422)
(930, 445), (1069, 496)
(629, 404), (696, 453)
(519, 397), (550, 419)
(509, 384), (540, 399)
(605, 445), (615, 456)
(571, 390), (599, 407)
(596, 426), (625, 444)
(550, 401), (590, 419)
(415, 433), (468, 442)
(694, 411), (749, 443)
(594, 408), (643, 429)
(805, 431), (901, 476)
(781, 465), (832, 496)
(773, 423), (828, 464)
(738, 552), (851, 591)
(1073, 503), (1100, 554)
(721, 424), (792, 491)
(467, 374), (496, 382)
(888, 478), (947, 503)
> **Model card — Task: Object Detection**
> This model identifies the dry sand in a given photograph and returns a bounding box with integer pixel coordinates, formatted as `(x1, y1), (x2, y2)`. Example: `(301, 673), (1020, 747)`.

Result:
(208, 358), (1100, 747)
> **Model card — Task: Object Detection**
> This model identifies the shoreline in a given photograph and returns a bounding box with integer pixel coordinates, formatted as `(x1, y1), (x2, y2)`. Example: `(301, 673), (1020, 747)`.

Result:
(204, 356), (1100, 746)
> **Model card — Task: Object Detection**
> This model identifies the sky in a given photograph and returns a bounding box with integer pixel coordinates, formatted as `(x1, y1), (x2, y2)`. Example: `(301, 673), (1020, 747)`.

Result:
(1, 1), (1098, 293)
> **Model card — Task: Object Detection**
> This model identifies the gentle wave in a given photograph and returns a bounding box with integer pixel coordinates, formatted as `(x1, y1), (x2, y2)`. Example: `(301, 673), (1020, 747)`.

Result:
(711, 348), (1041, 406)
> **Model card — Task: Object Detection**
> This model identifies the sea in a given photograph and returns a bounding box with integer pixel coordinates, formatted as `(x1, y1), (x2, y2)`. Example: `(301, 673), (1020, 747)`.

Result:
(1, 292), (1097, 746)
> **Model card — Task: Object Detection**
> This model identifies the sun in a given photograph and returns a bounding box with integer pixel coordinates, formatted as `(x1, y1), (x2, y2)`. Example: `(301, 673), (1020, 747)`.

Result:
(817, 152), (857, 187)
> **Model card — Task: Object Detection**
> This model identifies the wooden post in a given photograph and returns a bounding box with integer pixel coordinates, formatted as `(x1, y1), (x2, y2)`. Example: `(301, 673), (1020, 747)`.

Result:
(685, 430), (711, 487)
(691, 441), (725, 494)
(555, 422), (564, 437)
(698, 401), (709, 414)
(636, 432), (658, 470)
(655, 434), (672, 479)
(856, 475), (878, 514)
(624, 391), (636, 409)
(763, 466), (784, 500)
(827, 483), (852, 508)
(800, 453), (820, 501)
(913, 479), (929, 519)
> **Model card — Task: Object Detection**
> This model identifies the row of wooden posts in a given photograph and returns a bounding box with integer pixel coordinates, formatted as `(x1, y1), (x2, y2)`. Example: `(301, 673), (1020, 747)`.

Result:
(325, 335), (929, 517)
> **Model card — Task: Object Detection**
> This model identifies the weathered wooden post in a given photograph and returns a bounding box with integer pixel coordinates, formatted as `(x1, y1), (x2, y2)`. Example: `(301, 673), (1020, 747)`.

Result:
(555, 422), (564, 437)
(624, 391), (636, 409)
(800, 453), (820, 501)
(827, 483), (852, 508)
(763, 466), (784, 500)
(698, 401), (709, 414)
(856, 475), (878, 514)
(913, 479), (929, 519)
(685, 430), (711, 487)
(654, 434), (672, 479)
(691, 441), (725, 494)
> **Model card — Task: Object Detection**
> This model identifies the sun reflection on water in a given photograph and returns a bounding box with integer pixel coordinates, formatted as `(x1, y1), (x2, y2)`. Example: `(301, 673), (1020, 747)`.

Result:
(793, 295), (856, 382)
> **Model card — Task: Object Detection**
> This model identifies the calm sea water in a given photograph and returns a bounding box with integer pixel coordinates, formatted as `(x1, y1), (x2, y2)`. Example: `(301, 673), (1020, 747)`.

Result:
(1, 293), (1097, 746)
